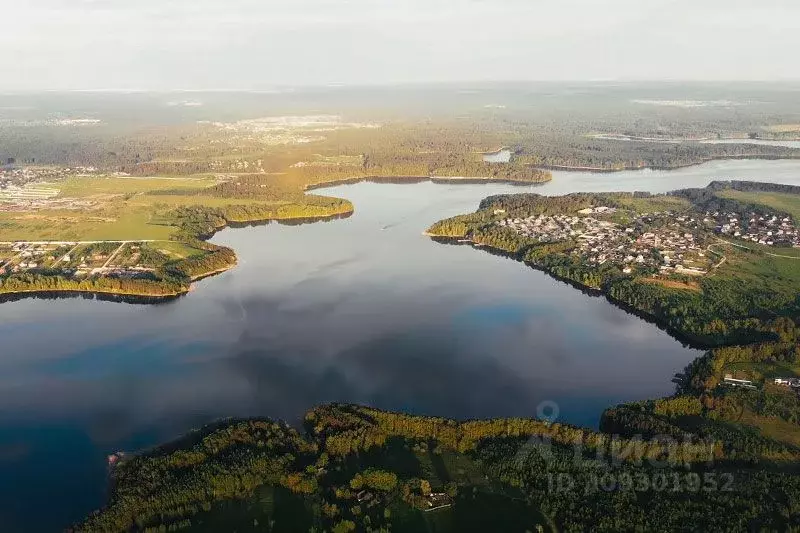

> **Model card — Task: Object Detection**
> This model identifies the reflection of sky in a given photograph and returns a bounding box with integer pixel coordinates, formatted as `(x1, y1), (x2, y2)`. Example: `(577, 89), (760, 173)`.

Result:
(3, 159), (800, 531)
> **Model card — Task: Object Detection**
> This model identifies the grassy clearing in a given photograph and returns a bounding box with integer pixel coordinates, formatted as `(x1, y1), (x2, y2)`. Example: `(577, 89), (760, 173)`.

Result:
(717, 190), (800, 220)
(640, 277), (702, 292)
(615, 195), (692, 213)
(714, 244), (800, 291)
(140, 194), (284, 208)
(725, 361), (800, 382)
(738, 408), (800, 449)
(154, 240), (206, 259)
(56, 175), (217, 197)
(0, 205), (174, 241)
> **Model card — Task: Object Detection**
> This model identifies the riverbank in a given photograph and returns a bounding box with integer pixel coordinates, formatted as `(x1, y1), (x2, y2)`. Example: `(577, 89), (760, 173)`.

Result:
(425, 232), (711, 349)
(589, 133), (800, 143)
(304, 173), (551, 191)
(539, 154), (800, 173)
(0, 172), (543, 303)
(424, 181), (800, 349)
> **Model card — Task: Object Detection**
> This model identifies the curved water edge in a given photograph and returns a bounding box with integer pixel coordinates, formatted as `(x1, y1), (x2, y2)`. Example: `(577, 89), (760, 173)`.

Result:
(539, 154), (800, 173)
(481, 148), (513, 163)
(304, 173), (545, 191)
(426, 236), (713, 351)
(4, 157), (799, 303)
(0, 213), (351, 304)
(589, 133), (800, 148)
(4, 158), (800, 531)
(0, 289), (185, 306)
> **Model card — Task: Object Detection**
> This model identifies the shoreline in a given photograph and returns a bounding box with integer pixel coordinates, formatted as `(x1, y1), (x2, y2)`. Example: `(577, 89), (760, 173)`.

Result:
(0, 211), (347, 303)
(304, 173), (551, 191)
(589, 133), (800, 143)
(424, 233), (712, 350)
(538, 154), (800, 173)
(1, 157), (796, 304)
(0, 287), (186, 305)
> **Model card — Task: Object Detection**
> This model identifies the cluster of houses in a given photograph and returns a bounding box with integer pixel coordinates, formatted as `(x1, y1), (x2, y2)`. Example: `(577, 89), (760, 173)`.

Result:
(709, 210), (799, 247)
(354, 488), (452, 513)
(498, 213), (585, 243)
(721, 374), (800, 392)
(636, 226), (707, 275)
(0, 241), (154, 278)
(0, 166), (104, 211)
(0, 242), (57, 274)
(723, 375), (757, 390)
(774, 377), (800, 388)
(423, 492), (453, 512)
(0, 165), (98, 188)
(497, 208), (710, 275)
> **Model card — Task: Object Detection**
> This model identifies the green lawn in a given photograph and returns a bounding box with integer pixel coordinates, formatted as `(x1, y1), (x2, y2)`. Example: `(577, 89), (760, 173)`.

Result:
(714, 243), (800, 291)
(615, 195), (692, 213)
(0, 206), (174, 241)
(717, 189), (800, 220)
(56, 175), (218, 197)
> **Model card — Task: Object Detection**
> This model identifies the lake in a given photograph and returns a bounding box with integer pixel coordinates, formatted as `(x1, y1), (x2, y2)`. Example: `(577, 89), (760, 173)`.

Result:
(700, 138), (800, 149)
(482, 149), (512, 163)
(590, 133), (800, 149)
(3, 159), (800, 531)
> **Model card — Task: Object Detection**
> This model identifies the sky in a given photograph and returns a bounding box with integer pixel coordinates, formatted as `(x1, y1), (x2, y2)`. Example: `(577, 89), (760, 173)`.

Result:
(1, 0), (799, 90)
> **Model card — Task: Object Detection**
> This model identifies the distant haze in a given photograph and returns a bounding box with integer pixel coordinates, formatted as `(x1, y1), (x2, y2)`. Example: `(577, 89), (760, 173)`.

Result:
(2, 0), (799, 91)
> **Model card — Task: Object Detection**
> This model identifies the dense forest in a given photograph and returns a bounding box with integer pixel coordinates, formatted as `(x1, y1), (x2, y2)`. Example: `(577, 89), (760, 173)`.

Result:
(73, 397), (800, 533)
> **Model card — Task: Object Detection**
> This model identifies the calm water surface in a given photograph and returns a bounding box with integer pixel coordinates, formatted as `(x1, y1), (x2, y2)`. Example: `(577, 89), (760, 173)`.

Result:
(700, 139), (800, 149)
(482, 149), (512, 163)
(3, 159), (800, 531)
(591, 134), (800, 149)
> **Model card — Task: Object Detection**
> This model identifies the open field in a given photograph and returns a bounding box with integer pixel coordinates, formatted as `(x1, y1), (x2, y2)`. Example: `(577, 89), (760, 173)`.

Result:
(639, 277), (702, 292)
(724, 361), (800, 382)
(714, 243), (800, 292)
(54, 175), (220, 197)
(736, 407), (800, 449)
(613, 195), (692, 213)
(0, 178), (303, 241)
(0, 206), (174, 241)
(717, 189), (800, 220)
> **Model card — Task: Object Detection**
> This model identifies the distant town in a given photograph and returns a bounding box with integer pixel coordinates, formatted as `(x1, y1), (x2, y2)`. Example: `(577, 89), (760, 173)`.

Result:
(0, 165), (103, 211)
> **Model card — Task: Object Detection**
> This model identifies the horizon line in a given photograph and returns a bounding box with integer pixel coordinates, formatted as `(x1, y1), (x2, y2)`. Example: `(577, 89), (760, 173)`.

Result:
(2, 79), (800, 94)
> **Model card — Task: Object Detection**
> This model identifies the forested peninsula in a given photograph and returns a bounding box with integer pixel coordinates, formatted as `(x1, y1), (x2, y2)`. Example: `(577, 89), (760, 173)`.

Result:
(426, 181), (800, 348)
